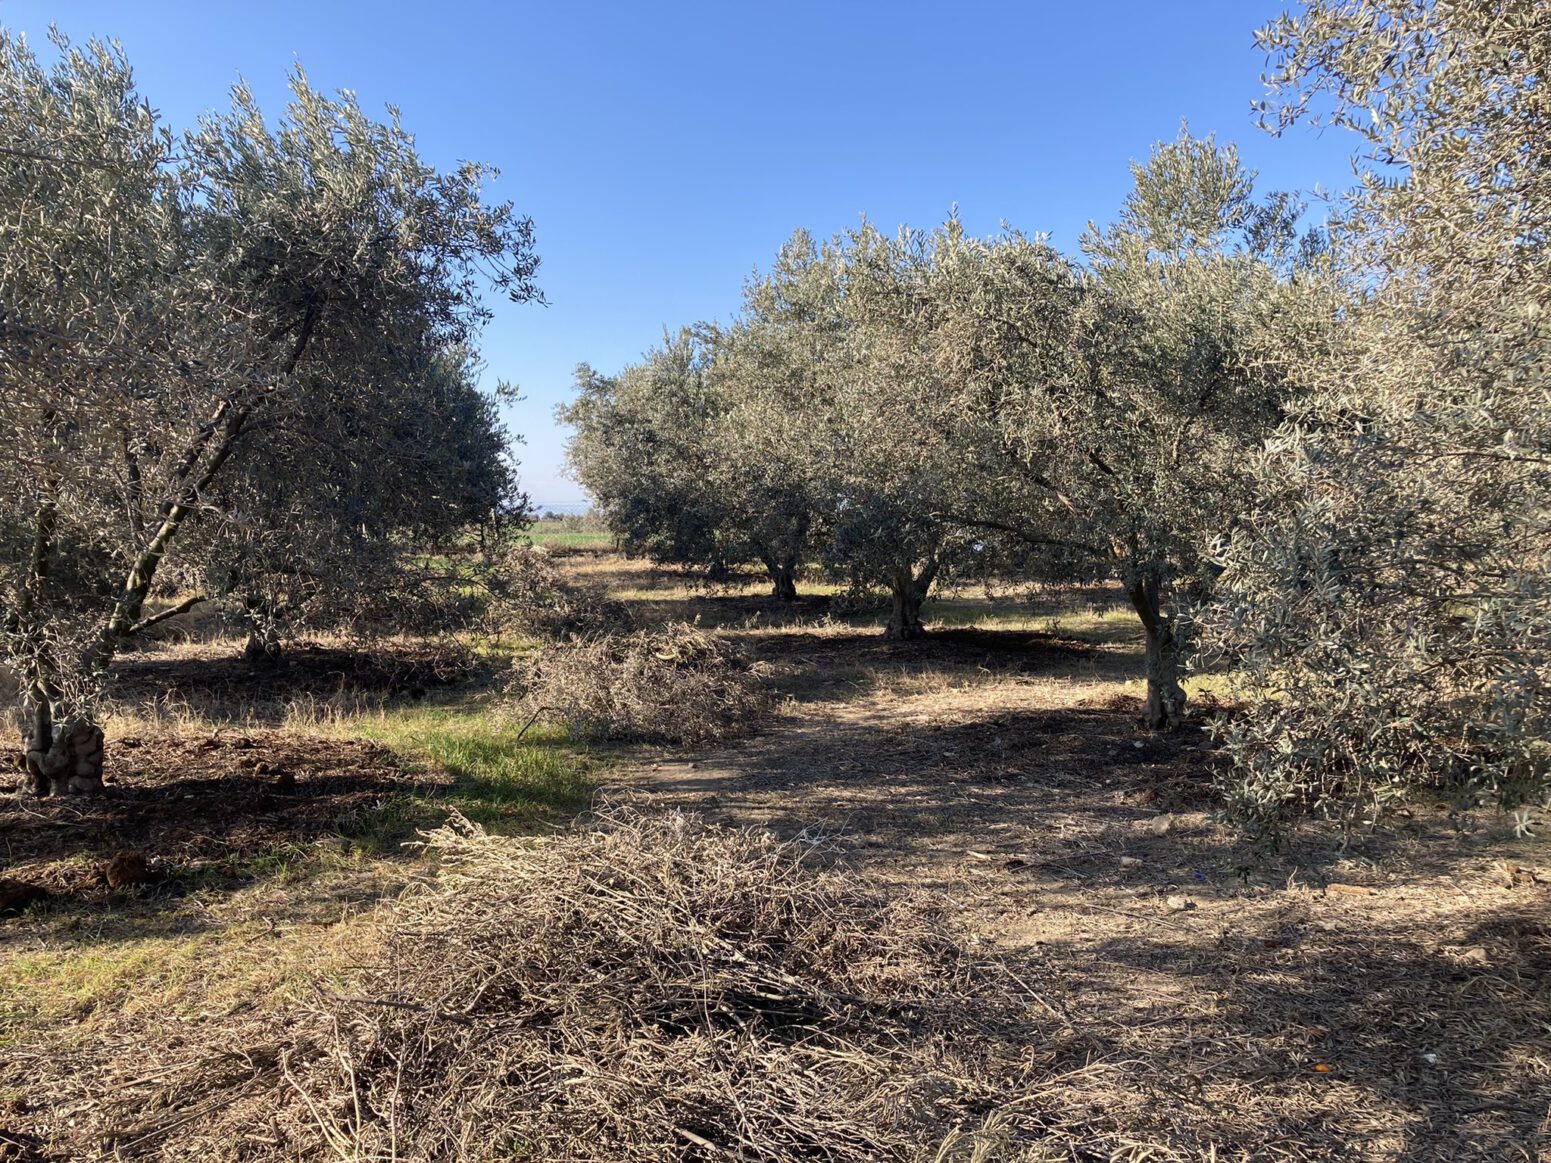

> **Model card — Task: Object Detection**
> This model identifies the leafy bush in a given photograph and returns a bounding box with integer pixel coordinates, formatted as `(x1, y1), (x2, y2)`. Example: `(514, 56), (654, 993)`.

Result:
(1201, 0), (1551, 835)
(1200, 408), (1551, 834)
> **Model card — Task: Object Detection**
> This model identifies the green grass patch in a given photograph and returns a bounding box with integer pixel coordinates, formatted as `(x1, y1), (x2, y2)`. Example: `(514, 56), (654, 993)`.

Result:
(523, 527), (615, 550)
(330, 702), (593, 849)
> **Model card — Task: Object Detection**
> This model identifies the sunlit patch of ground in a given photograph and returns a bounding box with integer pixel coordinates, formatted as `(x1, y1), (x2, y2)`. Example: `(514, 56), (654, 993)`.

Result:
(1, 554), (1546, 1160)
(573, 553), (1551, 1161)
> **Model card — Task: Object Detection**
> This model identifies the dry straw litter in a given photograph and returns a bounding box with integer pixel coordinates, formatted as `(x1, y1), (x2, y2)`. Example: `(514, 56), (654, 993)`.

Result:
(513, 623), (770, 746)
(69, 808), (1054, 1161)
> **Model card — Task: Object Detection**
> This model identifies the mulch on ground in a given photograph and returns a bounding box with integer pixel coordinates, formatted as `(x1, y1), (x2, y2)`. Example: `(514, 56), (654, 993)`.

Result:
(0, 734), (441, 902)
(108, 639), (471, 710)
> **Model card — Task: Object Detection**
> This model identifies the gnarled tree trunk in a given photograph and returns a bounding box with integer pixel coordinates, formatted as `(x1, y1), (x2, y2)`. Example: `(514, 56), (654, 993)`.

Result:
(753, 510), (811, 602)
(760, 553), (800, 602)
(11, 495), (104, 795)
(242, 611), (284, 667)
(1125, 570), (1186, 731)
(771, 562), (798, 602)
(885, 556), (938, 641)
(243, 630), (283, 667)
(22, 692), (105, 796)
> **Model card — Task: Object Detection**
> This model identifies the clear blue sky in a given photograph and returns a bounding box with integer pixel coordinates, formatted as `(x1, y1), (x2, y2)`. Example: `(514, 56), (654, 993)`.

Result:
(3, 2), (1357, 506)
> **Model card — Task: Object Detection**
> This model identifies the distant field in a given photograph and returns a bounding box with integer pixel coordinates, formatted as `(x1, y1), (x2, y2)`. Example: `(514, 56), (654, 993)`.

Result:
(523, 525), (614, 550)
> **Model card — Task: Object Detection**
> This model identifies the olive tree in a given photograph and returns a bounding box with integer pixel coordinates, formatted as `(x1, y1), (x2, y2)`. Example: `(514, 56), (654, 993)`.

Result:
(1077, 134), (1328, 727)
(1201, 0), (1551, 829)
(932, 134), (1329, 727)
(562, 321), (824, 602)
(194, 346), (521, 663)
(0, 32), (539, 793)
(562, 331), (761, 585)
(701, 320), (825, 601)
(744, 224), (979, 638)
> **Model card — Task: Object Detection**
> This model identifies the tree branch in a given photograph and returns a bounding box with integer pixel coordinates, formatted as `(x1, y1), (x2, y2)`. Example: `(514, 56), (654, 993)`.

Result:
(1414, 449), (1551, 466)
(85, 299), (325, 676)
(126, 595), (207, 637)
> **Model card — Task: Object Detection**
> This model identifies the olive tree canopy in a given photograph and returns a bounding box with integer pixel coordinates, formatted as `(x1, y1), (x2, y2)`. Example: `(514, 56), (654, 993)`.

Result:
(561, 331), (756, 584)
(1201, 0), (1550, 830)
(0, 31), (540, 793)
(926, 134), (1331, 726)
(742, 223), (984, 637)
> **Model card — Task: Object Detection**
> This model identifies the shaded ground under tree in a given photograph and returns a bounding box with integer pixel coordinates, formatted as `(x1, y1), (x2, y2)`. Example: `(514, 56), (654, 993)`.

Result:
(610, 586), (1551, 1160)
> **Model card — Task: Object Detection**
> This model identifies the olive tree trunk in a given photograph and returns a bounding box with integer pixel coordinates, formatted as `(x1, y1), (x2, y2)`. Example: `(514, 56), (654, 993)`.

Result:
(243, 629), (284, 667)
(242, 600), (284, 667)
(12, 495), (105, 794)
(760, 554), (800, 602)
(885, 557), (938, 641)
(1125, 570), (1186, 731)
(757, 512), (810, 602)
(22, 695), (106, 796)
(12, 312), (315, 793)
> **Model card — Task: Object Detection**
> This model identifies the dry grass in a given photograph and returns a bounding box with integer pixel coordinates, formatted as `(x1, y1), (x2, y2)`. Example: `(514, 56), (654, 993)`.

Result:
(513, 622), (769, 746)
(493, 543), (632, 640)
(25, 808), (1054, 1162)
(5, 554), (1548, 1161)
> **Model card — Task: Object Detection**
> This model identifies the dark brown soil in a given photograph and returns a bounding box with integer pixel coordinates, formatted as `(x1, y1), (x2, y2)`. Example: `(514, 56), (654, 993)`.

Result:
(0, 733), (440, 901)
(109, 639), (472, 713)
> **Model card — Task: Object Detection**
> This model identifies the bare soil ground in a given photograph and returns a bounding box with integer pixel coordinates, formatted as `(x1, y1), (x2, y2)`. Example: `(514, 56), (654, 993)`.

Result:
(0, 560), (1547, 1161)
(0, 641), (470, 907)
(603, 585), (1551, 1161)
(0, 733), (438, 900)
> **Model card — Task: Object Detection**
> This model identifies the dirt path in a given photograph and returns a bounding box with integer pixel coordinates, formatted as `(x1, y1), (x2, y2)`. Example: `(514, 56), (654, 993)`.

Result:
(612, 630), (1551, 1161)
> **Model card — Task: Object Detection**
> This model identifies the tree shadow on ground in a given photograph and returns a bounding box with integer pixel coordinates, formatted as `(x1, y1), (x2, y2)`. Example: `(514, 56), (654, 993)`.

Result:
(1019, 902), (1551, 1159)
(0, 734), (439, 900)
(749, 624), (1099, 662)
(739, 623), (1124, 707)
(629, 678), (1235, 859)
(0, 726), (583, 920)
(102, 640), (474, 727)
